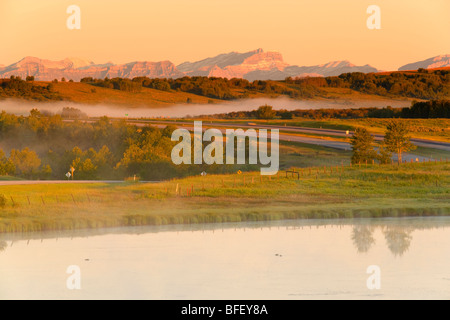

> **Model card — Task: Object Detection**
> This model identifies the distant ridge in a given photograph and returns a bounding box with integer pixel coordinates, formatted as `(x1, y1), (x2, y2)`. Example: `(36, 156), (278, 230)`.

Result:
(1, 50), (448, 81)
(399, 55), (450, 71)
(176, 49), (378, 80)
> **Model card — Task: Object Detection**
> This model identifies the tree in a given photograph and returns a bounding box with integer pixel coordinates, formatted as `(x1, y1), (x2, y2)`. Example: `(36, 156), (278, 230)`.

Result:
(0, 150), (15, 176)
(9, 148), (41, 178)
(279, 109), (293, 119)
(377, 142), (393, 164)
(26, 76), (35, 82)
(350, 128), (377, 164)
(256, 105), (276, 119)
(383, 120), (416, 164)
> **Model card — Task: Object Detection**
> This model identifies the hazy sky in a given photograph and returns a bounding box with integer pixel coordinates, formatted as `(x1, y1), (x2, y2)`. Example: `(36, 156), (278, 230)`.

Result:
(1, 0), (449, 70)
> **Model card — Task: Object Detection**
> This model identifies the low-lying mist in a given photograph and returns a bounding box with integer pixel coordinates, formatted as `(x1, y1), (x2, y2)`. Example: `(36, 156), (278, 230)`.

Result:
(0, 97), (412, 118)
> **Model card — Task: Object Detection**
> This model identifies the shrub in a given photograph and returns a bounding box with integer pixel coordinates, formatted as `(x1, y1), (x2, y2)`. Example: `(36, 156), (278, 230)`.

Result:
(0, 194), (6, 208)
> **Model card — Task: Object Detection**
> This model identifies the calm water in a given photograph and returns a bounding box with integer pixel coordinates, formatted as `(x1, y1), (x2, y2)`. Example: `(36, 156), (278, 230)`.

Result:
(0, 218), (449, 300)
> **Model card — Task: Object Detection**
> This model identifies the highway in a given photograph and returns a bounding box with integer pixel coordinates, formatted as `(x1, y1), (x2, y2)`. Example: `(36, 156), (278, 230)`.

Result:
(127, 120), (450, 152)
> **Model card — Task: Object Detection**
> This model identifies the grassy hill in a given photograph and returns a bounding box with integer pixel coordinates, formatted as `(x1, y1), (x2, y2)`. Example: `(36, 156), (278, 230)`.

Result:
(2, 68), (449, 107)
(50, 81), (221, 106)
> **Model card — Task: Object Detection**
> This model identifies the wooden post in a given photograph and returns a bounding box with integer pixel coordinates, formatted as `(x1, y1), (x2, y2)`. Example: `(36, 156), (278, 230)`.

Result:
(71, 194), (76, 204)
(86, 193), (91, 203)
(27, 196), (31, 205)
(10, 196), (15, 206)
(41, 196), (45, 205)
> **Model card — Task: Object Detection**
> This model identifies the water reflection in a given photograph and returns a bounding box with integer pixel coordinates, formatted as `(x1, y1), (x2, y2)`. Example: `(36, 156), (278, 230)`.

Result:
(0, 217), (449, 257)
(383, 226), (413, 257)
(351, 226), (376, 253)
(0, 240), (7, 253)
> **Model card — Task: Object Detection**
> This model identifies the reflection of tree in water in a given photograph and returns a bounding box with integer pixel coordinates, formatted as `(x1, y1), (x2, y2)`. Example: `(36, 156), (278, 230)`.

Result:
(383, 227), (413, 257)
(0, 241), (7, 253)
(352, 226), (376, 253)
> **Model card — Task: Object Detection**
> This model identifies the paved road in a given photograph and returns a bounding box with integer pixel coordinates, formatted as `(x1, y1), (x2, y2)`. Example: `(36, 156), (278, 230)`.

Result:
(135, 120), (445, 161)
(128, 120), (450, 152)
(0, 180), (125, 186)
(65, 119), (450, 151)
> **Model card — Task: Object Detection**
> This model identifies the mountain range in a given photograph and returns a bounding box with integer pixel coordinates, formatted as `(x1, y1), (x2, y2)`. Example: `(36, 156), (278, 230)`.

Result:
(0, 49), (448, 82)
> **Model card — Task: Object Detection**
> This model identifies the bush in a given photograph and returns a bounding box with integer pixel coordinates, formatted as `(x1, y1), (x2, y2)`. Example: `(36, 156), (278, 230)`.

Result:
(0, 194), (6, 208)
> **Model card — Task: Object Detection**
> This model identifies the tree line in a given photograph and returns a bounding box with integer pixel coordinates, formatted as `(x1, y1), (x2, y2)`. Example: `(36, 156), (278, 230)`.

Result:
(0, 76), (63, 101)
(0, 110), (255, 180)
(2, 69), (448, 102)
(201, 100), (450, 120)
(79, 69), (449, 101)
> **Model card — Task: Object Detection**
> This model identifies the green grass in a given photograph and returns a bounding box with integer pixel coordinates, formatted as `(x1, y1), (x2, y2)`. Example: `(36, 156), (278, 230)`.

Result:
(0, 176), (22, 181)
(412, 147), (450, 160)
(0, 161), (448, 233)
(279, 140), (352, 168)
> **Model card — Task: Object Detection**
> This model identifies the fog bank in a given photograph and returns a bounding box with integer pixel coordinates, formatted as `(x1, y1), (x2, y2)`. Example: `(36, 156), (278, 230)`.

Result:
(0, 97), (412, 118)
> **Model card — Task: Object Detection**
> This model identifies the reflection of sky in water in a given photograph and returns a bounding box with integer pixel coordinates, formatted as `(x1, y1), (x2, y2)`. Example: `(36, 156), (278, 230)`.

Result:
(0, 218), (449, 300)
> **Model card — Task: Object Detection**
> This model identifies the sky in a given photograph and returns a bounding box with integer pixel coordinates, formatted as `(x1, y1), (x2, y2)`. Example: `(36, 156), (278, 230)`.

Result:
(1, 0), (449, 71)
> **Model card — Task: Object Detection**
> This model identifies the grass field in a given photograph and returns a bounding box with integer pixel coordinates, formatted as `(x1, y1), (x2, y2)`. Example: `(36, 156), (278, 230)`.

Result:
(0, 161), (448, 233)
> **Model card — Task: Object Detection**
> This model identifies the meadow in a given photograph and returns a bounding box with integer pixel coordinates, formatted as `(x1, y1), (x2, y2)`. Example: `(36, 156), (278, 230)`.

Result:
(0, 160), (448, 233)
